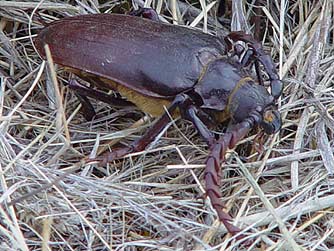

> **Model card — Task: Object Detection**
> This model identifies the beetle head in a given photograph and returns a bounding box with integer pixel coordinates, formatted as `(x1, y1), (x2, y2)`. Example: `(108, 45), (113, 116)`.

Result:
(229, 81), (281, 135)
(260, 106), (281, 134)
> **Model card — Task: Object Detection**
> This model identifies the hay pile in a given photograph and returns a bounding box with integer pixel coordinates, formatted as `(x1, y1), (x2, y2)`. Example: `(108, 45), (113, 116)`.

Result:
(0, 1), (333, 250)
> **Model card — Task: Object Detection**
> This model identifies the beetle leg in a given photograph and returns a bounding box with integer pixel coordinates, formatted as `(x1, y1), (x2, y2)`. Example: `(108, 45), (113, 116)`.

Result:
(128, 7), (160, 21)
(231, 44), (266, 87)
(196, 109), (217, 128)
(254, 60), (264, 86)
(233, 44), (245, 58)
(93, 94), (190, 165)
(75, 93), (96, 121)
(225, 31), (283, 99)
(205, 111), (262, 238)
(239, 48), (253, 68)
(180, 105), (215, 146)
(239, 49), (265, 86)
(255, 54), (283, 99)
(69, 79), (134, 108)
(226, 40), (264, 87)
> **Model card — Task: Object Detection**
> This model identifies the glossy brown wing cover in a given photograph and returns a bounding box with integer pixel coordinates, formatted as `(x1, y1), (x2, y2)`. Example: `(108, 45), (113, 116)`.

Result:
(35, 14), (226, 98)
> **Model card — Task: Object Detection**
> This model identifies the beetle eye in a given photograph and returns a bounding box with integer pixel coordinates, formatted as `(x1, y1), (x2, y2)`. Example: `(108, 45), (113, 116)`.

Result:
(261, 109), (281, 134)
(264, 110), (274, 123)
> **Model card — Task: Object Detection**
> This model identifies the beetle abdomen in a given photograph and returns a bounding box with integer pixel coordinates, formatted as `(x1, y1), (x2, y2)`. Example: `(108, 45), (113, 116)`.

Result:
(35, 14), (226, 99)
(67, 68), (174, 117)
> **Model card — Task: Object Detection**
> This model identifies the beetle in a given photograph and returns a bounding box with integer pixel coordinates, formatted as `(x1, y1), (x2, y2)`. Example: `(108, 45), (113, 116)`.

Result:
(34, 9), (282, 239)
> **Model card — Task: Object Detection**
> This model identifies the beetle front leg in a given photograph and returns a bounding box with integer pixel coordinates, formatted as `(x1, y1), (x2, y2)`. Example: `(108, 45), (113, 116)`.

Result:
(225, 31), (283, 99)
(240, 49), (265, 87)
(181, 105), (215, 146)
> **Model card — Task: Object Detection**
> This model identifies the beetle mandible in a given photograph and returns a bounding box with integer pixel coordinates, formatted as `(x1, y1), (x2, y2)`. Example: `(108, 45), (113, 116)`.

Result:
(35, 8), (283, 239)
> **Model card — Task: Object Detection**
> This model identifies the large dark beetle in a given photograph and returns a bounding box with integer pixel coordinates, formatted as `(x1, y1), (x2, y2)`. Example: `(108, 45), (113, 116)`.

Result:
(35, 10), (282, 239)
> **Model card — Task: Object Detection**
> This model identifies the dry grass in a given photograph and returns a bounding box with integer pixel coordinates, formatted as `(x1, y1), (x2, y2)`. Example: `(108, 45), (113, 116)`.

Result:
(1, 0), (334, 250)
